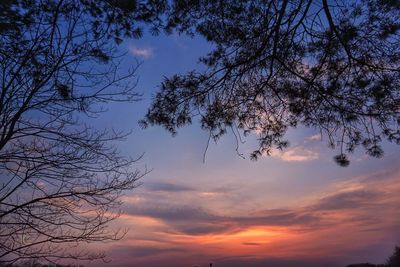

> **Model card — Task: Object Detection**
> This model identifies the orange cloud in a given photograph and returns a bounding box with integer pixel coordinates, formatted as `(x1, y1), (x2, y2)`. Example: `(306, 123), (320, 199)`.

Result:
(89, 167), (400, 267)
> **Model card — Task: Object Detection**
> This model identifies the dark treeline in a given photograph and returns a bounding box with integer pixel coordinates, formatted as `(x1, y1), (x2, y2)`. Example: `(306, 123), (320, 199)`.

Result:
(1, 246), (399, 267)
(0, 262), (83, 267)
(347, 264), (386, 267)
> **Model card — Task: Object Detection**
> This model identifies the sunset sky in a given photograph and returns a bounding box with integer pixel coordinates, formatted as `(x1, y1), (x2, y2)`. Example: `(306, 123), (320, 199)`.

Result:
(87, 33), (400, 267)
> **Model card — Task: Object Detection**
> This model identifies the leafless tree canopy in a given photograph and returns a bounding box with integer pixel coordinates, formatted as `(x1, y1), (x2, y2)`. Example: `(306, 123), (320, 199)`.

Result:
(143, 0), (400, 166)
(0, 0), (165, 263)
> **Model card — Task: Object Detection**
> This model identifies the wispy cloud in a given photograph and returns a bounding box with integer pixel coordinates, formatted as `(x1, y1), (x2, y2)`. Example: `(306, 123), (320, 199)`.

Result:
(311, 189), (380, 211)
(128, 44), (154, 58)
(272, 146), (319, 162)
(144, 182), (194, 192)
(103, 168), (400, 267)
(306, 134), (321, 142)
(122, 167), (400, 238)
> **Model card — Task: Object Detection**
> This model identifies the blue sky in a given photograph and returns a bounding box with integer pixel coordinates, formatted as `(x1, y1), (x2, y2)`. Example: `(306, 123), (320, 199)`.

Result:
(85, 32), (400, 267)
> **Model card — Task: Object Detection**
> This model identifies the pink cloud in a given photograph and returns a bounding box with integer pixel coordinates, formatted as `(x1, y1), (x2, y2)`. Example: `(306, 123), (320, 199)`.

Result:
(88, 168), (400, 267)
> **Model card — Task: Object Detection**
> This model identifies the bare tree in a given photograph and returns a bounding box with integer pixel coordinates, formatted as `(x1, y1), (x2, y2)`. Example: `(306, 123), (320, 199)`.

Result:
(0, 0), (166, 263)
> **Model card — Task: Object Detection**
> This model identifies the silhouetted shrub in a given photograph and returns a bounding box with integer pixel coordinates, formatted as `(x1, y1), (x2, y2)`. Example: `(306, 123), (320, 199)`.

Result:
(386, 246), (400, 267)
(347, 264), (378, 267)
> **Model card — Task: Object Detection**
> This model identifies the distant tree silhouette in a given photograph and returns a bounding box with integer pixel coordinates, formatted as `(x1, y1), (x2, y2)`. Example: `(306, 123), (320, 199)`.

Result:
(346, 245), (400, 267)
(346, 264), (380, 267)
(143, 0), (400, 166)
(386, 246), (400, 267)
(0, 0), (165, 264)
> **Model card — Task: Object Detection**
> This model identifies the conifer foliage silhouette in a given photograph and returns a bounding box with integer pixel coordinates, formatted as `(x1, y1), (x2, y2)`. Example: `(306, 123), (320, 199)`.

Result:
(144, 0), (400, 166)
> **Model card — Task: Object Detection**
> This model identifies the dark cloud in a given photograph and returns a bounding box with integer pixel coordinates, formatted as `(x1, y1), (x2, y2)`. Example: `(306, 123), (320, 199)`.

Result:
(124, 203), (236, 235)
(177, 223), (234, 235)
(236, 209), (320, 227)
(125, 204), (218, 222)
(312, 189), (380, 211)
(123, 181), (397, 237)
(362, 168), (399, 183)
(124, 203), (321, 235)
(144, 181), (194, 192)
(110, 245), (185, 258)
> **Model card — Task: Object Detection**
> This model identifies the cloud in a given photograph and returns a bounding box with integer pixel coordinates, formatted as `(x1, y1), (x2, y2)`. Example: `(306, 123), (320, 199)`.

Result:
(178, 224), (233, 235)
(125, 204), (217, 222)
(123, 203), (234, 235)
(123, 202), (320, 236)
(113, 167), (400, 267)
(128, 44), (154, 58)
(113, 245), (184, 258)
(235, 209), (320, 228)
(311, 189), (380, 211)
(144, 182), (194, 192)
(272, 146), (319, 162)
(306, 134), (321, 141)
(122, 168), (400, 240)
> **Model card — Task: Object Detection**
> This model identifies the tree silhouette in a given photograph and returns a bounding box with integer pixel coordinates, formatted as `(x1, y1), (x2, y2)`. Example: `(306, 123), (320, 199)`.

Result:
(386, 246), (400, 267)
(0, 0), (165, 263)
(346, 264), (380, 267)
(345, 245), (400, 267)
(143, 0), (400, 166)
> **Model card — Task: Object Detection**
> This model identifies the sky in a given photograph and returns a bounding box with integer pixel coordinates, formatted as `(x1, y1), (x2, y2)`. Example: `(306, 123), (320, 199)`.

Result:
(86, 32), (400, 267)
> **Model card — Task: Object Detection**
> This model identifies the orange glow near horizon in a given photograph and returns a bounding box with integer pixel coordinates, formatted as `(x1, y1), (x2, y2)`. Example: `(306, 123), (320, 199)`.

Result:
(182, 226), (287, 246)
(88, 165), (400, 267)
